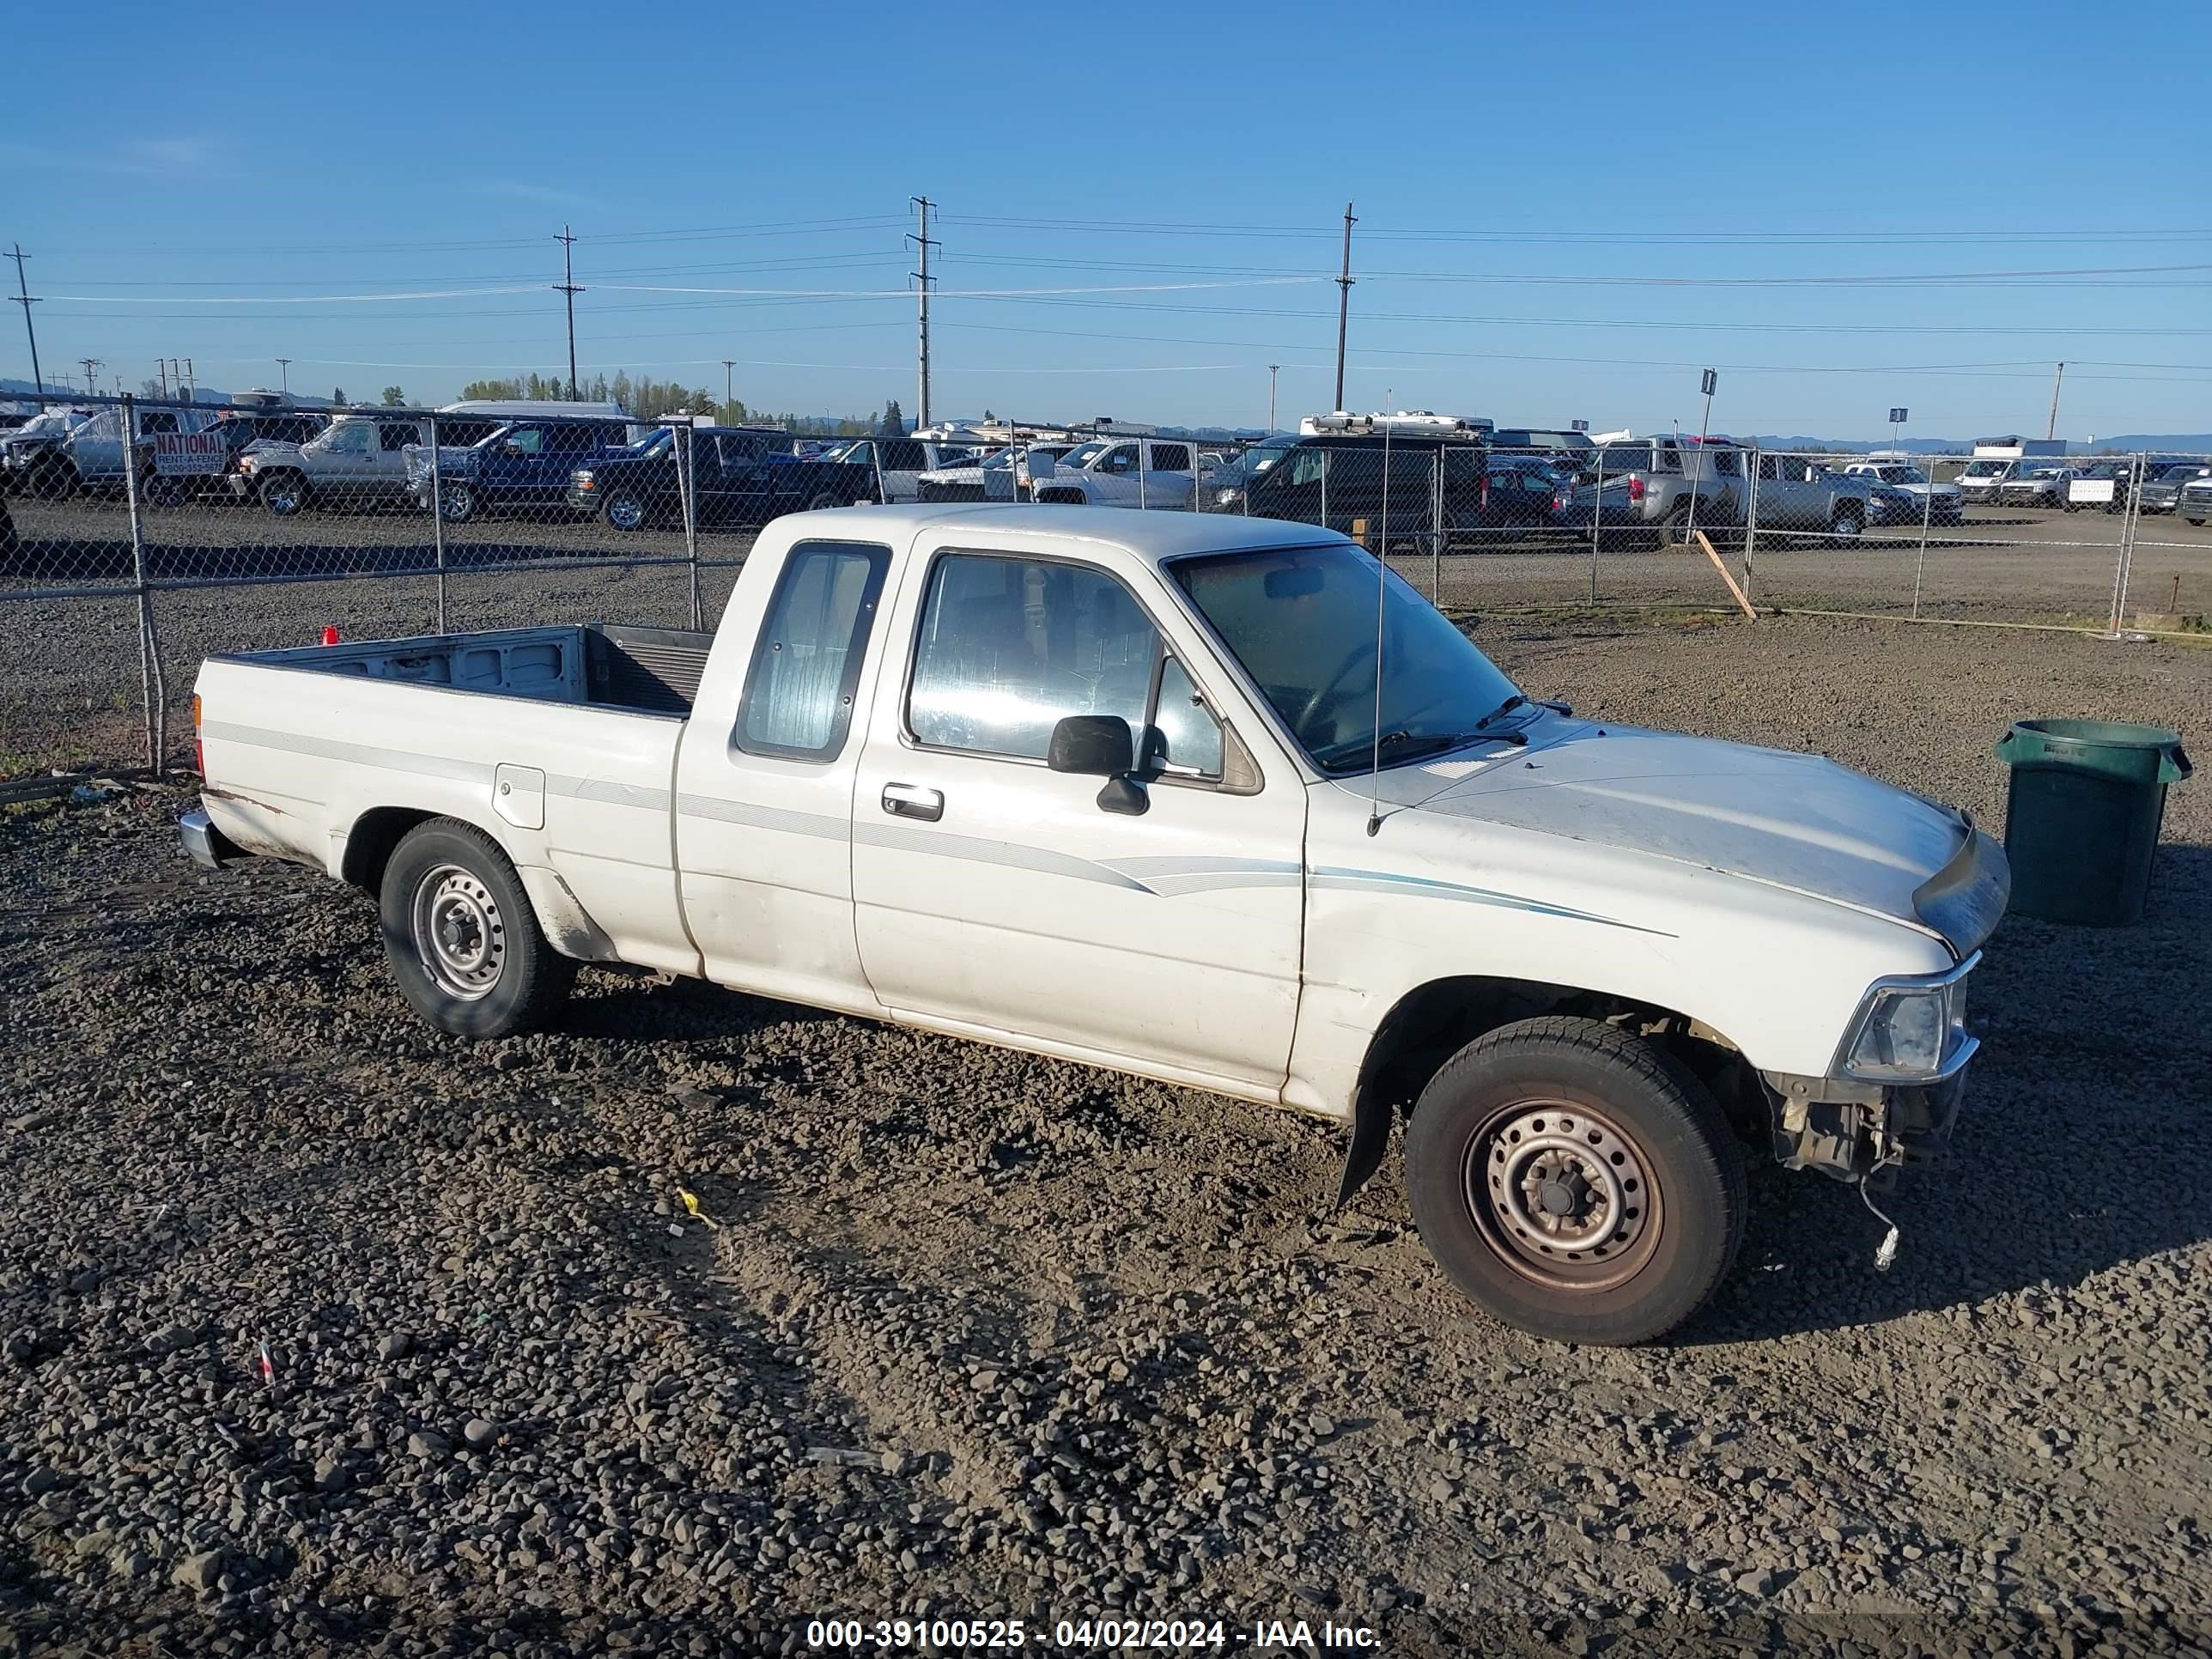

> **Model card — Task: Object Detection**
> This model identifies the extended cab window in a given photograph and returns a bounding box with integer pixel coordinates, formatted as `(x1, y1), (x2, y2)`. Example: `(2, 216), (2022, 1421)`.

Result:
(735, 541), (890, 762)
(379, 423), (417, 452)
(1149, 443), (1191, 472)
(909, 554), (1161, 761)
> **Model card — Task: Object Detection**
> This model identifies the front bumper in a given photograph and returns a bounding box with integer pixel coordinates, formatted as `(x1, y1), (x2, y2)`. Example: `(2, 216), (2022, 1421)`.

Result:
(179, 808), (246, 871)
(1761, 1063), (1972, 1185)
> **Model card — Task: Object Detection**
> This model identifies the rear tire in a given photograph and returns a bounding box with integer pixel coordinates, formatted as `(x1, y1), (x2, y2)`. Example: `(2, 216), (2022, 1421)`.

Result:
(379, 819), (574, 1040)
(806, 490), (845, 512)
(1403, 1016), (1746, 1346)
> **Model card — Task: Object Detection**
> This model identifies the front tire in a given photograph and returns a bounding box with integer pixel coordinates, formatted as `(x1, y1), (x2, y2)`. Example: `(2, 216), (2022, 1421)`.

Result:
(604, 489), (647, 531)
(259, 471), (307, 516)
(438, 482), (477, 524)
(1829, 506), (1864, 543)
(1404, 1017), (1747, 1346)
(379, 819), (573, 1039)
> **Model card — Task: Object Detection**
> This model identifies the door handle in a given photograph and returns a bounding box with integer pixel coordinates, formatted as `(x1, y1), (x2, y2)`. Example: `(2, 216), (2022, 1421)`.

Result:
(881, 782), (944, 822)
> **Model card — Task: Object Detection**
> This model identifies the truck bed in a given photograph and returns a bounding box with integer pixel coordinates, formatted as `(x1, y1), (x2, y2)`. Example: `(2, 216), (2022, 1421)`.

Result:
(231, 622), (710, 715)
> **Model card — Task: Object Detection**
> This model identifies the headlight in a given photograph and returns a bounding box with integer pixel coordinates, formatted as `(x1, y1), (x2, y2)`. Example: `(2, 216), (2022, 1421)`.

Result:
(1837, 954), (1975, 1082)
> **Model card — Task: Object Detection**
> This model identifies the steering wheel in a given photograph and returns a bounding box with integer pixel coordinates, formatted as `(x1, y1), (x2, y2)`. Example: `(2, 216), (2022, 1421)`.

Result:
(1293, 641), (1377, 744)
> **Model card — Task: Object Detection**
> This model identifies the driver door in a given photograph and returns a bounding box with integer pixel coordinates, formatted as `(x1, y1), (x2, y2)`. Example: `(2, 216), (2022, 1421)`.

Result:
(850, 540), (1307, 1094)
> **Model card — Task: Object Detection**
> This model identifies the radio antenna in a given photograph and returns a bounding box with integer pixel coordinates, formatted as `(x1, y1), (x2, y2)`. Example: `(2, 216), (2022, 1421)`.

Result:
(1366, 392), (1392, 837)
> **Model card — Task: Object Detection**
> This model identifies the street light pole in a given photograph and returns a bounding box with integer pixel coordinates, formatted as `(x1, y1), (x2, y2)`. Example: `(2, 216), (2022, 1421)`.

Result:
(1267, 363), (1279, 432)
(722, 359), (734, 422)
(276, 357), (290, 396)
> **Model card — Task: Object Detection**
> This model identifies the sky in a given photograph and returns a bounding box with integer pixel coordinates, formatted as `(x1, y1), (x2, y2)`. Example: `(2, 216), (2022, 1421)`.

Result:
(6, 2), (2211, 441)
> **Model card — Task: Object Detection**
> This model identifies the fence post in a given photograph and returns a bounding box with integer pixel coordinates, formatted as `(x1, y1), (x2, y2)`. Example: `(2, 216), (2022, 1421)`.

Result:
(1429, 447), (1443, 603)
(1320, 447), (1329, 536)
(1139, 441), (1148, 511)
(2107, 452), (2145, 634)
(870, 441), (886, 507)
(1588, 450), (1603, 603)
(121, 394), (167, 773)
(1911, 450), (1935, 621)
(428, 410), (447, 634)
(1741, 446), (1760, 605)
(679, 424), (703, 631)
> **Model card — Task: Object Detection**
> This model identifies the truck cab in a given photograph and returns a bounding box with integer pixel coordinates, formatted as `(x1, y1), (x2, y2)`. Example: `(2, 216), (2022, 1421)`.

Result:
(1027, 436), (1200, 509)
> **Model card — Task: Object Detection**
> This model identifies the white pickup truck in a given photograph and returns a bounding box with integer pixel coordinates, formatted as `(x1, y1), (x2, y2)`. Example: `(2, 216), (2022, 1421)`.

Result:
(181, 506), (2007, 1344)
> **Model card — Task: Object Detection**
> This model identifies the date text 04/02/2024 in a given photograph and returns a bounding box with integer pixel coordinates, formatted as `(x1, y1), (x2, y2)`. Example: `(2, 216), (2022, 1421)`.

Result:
(800, 1616), (1382, 1650)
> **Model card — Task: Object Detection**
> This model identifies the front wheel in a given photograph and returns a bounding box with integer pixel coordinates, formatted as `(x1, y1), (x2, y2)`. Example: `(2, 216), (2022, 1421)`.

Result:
(1404, 1017), (1747, 1346)
(603, 489), (647, 532)
(258, 472), (307, 516)
(1829, 506), (1864, 543)
(437, 482), (477, 524)
(379, 819), (573, 1039)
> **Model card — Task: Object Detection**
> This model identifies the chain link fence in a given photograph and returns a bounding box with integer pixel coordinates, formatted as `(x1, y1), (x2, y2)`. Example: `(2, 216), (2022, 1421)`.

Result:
(4, 393), (2209, 777)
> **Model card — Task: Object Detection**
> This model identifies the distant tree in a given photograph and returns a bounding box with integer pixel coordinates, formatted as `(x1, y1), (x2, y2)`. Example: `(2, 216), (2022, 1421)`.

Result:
(380, 386), (406, 407)
(878, 399), (904, 437)
(982, 408), (994, 422)
(588, 372), (610, 403)
(331, 387), (348, 406)
(611, 370), (634, 411)
(139, 377), (163, 398)
(460, 378), (526, 401)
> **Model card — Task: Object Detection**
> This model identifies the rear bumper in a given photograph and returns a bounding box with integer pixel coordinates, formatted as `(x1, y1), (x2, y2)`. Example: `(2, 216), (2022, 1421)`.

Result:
(179, 808), (247, 871)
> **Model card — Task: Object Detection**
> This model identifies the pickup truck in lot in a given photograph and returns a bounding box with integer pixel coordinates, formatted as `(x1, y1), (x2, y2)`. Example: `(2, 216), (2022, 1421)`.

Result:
(568, 426), (874, 530)
(182, 506), (2007, 1345)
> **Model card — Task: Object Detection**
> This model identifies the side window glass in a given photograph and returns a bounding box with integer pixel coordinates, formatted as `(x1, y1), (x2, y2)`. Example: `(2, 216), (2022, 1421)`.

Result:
(329, 422), (369, 453)
(909, 554), (1160, 760)
(1102, 445), (1139, 475)
(1288, 449), (1326, 487)
(1150, 443), (1190, 472)
(506, 428), (545, 456)
(1148, 656), (1223, 779)
(379, 423), (416, 452)
(735, 541), (890, 762)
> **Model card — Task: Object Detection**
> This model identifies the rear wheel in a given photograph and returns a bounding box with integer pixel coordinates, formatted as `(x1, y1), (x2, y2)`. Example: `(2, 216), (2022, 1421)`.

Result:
(1404, 1017), (1746, 1346)
(806, 490), (846, 512)
(379, 819), (573, 1039)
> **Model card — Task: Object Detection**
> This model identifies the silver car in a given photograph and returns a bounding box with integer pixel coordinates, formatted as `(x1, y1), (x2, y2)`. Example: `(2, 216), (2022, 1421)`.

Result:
(1996, 465), (2075, 509)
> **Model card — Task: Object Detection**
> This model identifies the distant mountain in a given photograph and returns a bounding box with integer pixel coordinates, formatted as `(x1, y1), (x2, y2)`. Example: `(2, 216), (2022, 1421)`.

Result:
(2083, 434), (2212, 454)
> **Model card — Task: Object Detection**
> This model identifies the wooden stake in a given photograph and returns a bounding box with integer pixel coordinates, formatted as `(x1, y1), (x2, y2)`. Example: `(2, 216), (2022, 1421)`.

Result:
(1696, 531), (1758, 620)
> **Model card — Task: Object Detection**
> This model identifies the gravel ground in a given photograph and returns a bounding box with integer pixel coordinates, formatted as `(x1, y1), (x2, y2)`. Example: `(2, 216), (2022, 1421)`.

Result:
(1, 606), (2209, 1657)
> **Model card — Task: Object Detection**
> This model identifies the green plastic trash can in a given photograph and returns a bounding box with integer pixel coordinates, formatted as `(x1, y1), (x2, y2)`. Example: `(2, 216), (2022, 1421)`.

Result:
(1993, 719), (2192, 927)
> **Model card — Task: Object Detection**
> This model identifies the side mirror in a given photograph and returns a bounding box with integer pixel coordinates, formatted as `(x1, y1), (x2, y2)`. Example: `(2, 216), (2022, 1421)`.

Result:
(1048, 715), (1148, 815)
(1048, 714), (1134, 776)
(501, 441), (526, 458)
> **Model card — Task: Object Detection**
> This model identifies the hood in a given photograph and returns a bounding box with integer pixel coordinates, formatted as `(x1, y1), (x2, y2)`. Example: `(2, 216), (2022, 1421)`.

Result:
(1371, 717), (1989, 945)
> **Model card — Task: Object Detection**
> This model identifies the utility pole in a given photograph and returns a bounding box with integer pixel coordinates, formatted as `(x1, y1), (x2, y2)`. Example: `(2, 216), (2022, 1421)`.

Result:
(157, 360), (168, 398)
(1267, 363), (1279, 432)
(276, 357), (291, 395)
(722, 359), (735, 422)
(2046, 361), (2065, 442)
(81, 357), (102, 398)
(1333, 202), (1357, 415)
(7, 244), (46, 409)
(183, 357), (193, 402)
(909, 197), (936, 429)
(554, 225), (582, 401)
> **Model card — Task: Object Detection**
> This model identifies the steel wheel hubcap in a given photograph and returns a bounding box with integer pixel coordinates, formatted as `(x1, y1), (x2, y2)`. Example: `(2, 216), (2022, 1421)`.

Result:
(609, 496), (642, 529)
(1465, 1100), (1659, 1292)
(410, 863), (505, 1000)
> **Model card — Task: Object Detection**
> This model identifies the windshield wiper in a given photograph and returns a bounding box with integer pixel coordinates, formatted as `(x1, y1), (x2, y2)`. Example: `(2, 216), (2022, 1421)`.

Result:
(1472, 694), (1528, 732)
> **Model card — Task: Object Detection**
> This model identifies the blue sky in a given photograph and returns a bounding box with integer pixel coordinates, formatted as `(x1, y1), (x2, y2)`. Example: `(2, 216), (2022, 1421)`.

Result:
(7, 2), (2210, 439)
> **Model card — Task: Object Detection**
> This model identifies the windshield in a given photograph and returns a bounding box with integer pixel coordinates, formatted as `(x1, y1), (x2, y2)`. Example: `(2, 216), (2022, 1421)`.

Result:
(1057, 440), (1110, 470)
(1172, 542), (1522, 773)
(1962, 459), (2010, 477)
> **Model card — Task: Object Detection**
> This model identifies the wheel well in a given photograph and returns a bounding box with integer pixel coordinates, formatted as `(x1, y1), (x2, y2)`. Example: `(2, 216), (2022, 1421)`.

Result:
(1336, 975), (1758, 1206)
(341, 806), (436, 894)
